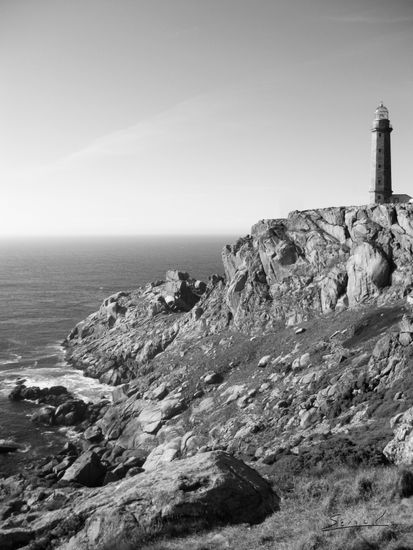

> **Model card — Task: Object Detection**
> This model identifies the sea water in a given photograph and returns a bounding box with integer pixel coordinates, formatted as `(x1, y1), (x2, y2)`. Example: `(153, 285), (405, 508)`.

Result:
(0, 236), (231, 475)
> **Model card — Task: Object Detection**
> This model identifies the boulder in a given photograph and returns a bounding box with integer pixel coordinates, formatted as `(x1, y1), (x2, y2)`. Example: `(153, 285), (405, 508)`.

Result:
(384, 407), (413, 465)
(152, 382), (168, 400)
(258, 355), (271, 368)
(138, 403), (163, 434)
(299, 353), (311, 367)
(54, 399), (87, 425)
(1, 452), (279, 549)
(400, 314), (413, 334)
(8, 384), (41, 401)
(160, 398), (184, 420)
(203, 372), (223, 385)
(83, 426), (103, 443)
(61, 450), (106, 487)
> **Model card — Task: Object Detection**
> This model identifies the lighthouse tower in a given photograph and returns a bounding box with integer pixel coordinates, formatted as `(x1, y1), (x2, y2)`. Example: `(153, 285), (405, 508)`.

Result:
(370, 102), (393, 204)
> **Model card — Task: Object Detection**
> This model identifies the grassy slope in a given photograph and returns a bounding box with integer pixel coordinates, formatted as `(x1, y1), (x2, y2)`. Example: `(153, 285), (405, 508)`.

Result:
(136, 466), (413, 550)
(133, 300), (413, 549)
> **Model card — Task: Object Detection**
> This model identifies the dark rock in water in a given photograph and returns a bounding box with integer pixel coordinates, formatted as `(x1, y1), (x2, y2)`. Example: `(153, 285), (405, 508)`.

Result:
(0, 439), (23, 453)
(31, 406), (55, 425)
(54, 399), (87, 426)
(0, 451), (278, 549)
(10, 384), (32, 401)
(61, 450), (106, 487)
(9, 384), (73, 407)
(44, 385), (69, 396)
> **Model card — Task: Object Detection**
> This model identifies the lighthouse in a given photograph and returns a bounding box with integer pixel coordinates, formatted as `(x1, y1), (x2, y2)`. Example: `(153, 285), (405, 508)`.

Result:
(370, 102), (393, 204)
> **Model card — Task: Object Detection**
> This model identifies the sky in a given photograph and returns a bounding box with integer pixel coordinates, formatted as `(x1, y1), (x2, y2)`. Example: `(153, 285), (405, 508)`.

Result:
(1, 0), (412, 236)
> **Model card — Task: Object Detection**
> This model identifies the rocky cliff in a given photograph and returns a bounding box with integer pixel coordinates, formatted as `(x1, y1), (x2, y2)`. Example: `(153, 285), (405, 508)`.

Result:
(5, 204), (413, 549)
(64, 203), (413, 386)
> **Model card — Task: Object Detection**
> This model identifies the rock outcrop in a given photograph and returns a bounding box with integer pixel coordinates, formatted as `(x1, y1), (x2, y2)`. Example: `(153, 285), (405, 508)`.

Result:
(0, 451), (279, 550)
(222, 204), (413, 330)
(9, 383), (109, 427)
(384, 408), (413, 465)
(64, 205), (413, 388)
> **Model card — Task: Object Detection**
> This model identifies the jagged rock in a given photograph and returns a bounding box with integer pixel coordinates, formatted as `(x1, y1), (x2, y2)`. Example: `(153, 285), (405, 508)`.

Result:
(320, 267), (348, 312)
(299, 407), (317, 428)
(83, 426), (103, 443)
(346, 242), (390, 305)
(0, 452), (279, 550)
(61, 450), (106, 487)
(152, 382), (168, 400)
(138, 403), (162, 434)
(384, 407), (413, 465)
(111, 384), (130, 403)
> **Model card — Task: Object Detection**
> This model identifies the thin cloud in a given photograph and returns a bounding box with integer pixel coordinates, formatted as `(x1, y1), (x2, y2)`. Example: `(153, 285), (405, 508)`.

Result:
(324, 14), (413, 24)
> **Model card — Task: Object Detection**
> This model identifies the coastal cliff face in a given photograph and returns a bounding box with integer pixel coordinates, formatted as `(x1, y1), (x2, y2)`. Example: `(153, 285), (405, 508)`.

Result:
(223, 203), (413, 330)
(65, 204), (413, 385)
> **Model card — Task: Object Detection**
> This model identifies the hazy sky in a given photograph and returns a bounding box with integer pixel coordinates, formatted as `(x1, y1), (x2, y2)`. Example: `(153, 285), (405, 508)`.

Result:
(1, 0), (412, 236)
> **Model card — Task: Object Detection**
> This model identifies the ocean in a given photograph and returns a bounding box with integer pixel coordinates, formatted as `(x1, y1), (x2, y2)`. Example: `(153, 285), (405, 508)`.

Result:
(0, 236), (232, 475)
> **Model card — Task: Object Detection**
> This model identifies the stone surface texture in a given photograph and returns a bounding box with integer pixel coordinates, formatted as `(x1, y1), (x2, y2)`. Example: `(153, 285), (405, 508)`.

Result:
(0, 451), (279, 550)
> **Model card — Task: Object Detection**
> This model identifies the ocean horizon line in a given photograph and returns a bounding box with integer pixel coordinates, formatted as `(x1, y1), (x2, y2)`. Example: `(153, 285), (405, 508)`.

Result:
(0, 233), (239, 240)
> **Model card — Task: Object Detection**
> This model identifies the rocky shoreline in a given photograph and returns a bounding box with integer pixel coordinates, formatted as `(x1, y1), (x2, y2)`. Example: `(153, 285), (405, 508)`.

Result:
(4, 204), (413, 548)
